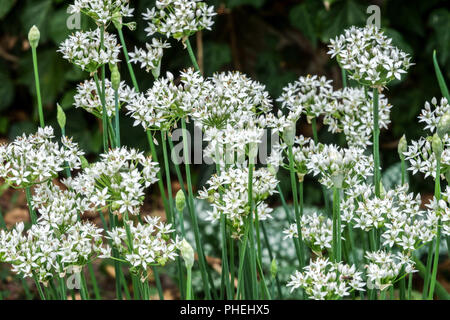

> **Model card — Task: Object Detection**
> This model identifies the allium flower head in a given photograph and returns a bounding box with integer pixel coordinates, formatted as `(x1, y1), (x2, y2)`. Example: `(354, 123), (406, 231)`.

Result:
(0, 127), (84, 188)
(71, 147), (159, 215)
(287, 257), (365, 300)
(107, 215), (179, 280)
(307, 144), (373, 189)
(328, 25), (413, 87)
(129, 38), (171, 76)
(59, 29), (121, 72)
(69, 0), (134, 25)
(325, 87), (392, 148)
(143, 0), (216, 40)
(74, 78), (137, 117)
(198, 166), (278, 239)
(277, 75), (333, 121)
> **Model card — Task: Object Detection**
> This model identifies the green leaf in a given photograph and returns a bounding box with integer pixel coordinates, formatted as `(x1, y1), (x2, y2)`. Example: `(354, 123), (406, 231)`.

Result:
(0, 0), (15, 19)
(428, 9), (450, 65)
(433, 50), (450, 101)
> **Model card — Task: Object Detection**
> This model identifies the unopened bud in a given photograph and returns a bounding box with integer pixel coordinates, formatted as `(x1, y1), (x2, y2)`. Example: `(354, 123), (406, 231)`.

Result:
(110, 65), (121, 91)
(270, 258), (278, 279)
(397, 135), (407, 159)
(283, 122), (296, 146)
(28, 25), (40, 49)
(437, 112), (450, 139)
(180, 239), (194, 269)
(80, 156), (89, 169)
(57, 103), (66, 129)
(175, 189), (186, 212)
(432, 133), (443, 159)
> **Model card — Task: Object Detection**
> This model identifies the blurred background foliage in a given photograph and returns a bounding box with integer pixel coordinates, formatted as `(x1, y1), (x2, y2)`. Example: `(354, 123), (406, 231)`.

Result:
(0, 0), (449, 201)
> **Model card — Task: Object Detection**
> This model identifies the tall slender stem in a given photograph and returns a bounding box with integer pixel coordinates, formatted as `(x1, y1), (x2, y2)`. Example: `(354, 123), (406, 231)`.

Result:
(332, 187), (342, 261)
(372, 87), (381, 197)
(186, 38), (200, 72)
(247, 162), (258, 298)
(31, 46), (44, 127)
(25, 187), (37, 224)
(116, 27), (140, 91)
(180, 119), (211, 299)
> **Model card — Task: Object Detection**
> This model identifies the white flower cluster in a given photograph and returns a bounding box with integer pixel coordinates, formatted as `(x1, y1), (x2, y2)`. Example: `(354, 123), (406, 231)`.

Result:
(69, 0), (134, 25)
(0, 221), (109, 283)
(70, 147), (159, 215)
(307, 144), (373, 189)
(328, 25), (413, 86)
(32, 182), (89, 233)
(365, 250), (415, 290)
(0, 127), (84, 188)
(425, 189), (450, 237)
(58, 29), (121, 72)
(198, 167), (278, 239)
(143, 0), (216, 40)
(283, 212), (333, 255)
(277, 75), (333, 121)
(107, 215), (179, 278)
(287, 257), (365, 300)
(129, 38), (171, 75)
(324, 87), (392, 148)
(74, 78), (137, 117)
(405, 98), (450, 179)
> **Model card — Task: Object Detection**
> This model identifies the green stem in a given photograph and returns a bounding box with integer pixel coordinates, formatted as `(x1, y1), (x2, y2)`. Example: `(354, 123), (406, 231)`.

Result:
(185, 38), (200, 72)
(114, 90), (121, 147)
(87, 263), (101, 300)
(247, 162), (258, 298)
(117, 27), (140, 91)
(33, 275), (46, 300)
(261, 222), (283, 299)
(31, 46), (44, 127)
(25, 187), (37, 224)
(93, 72), (108, 151)
(372, 87), (381, 198)
(180, 119), (211, 299)
(341, 68), (347, 88)
(332, 187), (342, 261)
(422, 242), (434, 299)
(186, 267), (192, 300)
(152, 267), (164, 300)
(412, 254), (450, 300)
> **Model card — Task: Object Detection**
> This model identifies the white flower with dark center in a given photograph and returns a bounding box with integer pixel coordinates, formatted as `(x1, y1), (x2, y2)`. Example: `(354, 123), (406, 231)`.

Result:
(71, 147), (159, 215)
(328, 25), (413, 87)
(287, 257), (365, 300)
(58, 29), (121, 72)
(143, 0), (216, 40)
(74, 78), (137, 118)
(0, 126), (84, 188)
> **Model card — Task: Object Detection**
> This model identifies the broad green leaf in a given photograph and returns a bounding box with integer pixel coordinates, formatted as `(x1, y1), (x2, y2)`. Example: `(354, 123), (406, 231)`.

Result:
(289, 3), (318, 47)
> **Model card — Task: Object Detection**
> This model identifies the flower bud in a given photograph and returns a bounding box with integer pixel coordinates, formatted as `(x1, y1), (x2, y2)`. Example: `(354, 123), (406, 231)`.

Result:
(28, 25), (40, 49)
(175, 189), (186, 212)
(57, 103), (66, 130)
(397, 134), (407, 159)
(283, 122), (296, 146)
(80, 156), (89, 169)
(180, 239), (194, 269)
(110, 65), (121, 91)
(432, 133), (443, 159)
(437, 112), (450, 139)
(270, 258), (278, 279)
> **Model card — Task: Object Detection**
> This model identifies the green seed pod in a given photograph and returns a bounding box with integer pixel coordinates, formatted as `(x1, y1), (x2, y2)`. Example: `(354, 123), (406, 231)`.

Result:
(56, 103), (66, 130)
(180, 239), (194, 269)
(110, 65), (121, 91)
(270, 258), (278, 279)
(176, 189), (186, 212)
(28, 25), (40, 49)
(397, 134), (407, 159)
(437, 112), (450, 139)
(432, 133), (443, 159)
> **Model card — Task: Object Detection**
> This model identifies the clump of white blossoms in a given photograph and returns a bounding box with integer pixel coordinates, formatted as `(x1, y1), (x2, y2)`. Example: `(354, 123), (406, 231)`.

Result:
(0, 221), (109, 284)
(58, 29), (121, 72)
(107, 215), (179, 280)
(0, 126), (84, 188)
(143, 0), (216, 40)
(343, 183), (435, 251)
(404, 97), (450, 179)
(74, 78), (137, 117)
(32, 182), (89, 233)
(324, 87), (392, 148)
(69, 0), (134, 25)
(70, 147), (159, 215)
(277, 75), (333, 121)
(283, 212), (333, 255)
(307, 143), (373, 189)
(287, 257), (365, 300)
(190, 71), (273, 130)
(129, 38), (171, 76)
(365, 250), (415, 291)
(425, 188), (450, 237)
(127, 69), (202, 131)
(328, 25), (413, 87)
(198, 167), (278, 239)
